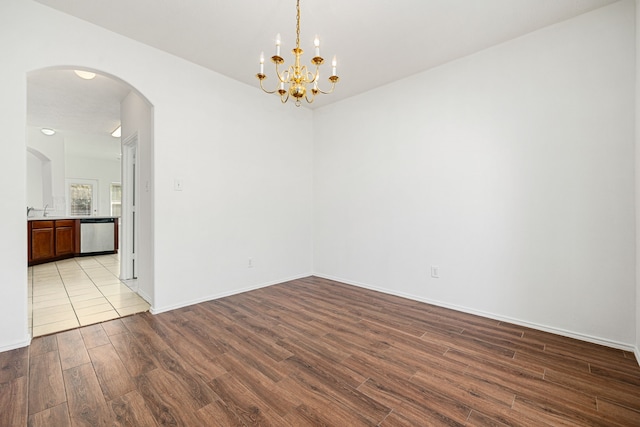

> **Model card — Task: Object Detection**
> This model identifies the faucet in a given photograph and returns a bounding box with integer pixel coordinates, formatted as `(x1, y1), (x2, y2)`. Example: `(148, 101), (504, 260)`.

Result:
(43, 204), (49, 217)
(27, 206), (33, 217)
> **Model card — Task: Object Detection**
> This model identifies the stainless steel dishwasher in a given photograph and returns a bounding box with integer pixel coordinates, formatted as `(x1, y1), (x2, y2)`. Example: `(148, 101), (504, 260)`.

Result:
(80, 217), (116, 254)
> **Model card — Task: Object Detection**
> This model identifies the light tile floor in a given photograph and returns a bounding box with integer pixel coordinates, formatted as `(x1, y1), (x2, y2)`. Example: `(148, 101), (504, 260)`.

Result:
(28, 254), (150, 337)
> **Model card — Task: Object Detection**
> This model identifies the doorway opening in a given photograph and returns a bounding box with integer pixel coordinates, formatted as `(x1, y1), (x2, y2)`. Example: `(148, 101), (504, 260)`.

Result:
(26, 66), (154, 337)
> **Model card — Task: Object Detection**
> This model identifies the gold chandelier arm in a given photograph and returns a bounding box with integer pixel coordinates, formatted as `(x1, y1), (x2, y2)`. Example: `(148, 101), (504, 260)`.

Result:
(306, 69), (317, 84)
(256, 75), (280, 94)
(304, 91), (317, 104)
(275, 61), (285, 82)
(279, 89), (290, 104)
(314, 79), (338, 95)
(281, 69), (291, 83)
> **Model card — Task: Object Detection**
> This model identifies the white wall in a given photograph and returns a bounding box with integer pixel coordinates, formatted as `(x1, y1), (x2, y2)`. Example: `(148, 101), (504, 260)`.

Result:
(0, 0), (313, 351)
(26, 127), (66, 215)
(635, 0), (640, 360)
(314, 1), (636, 348)
(151, 76), (314, 312)
(64, 133), (122, 217)
(26, 150), (44, 209)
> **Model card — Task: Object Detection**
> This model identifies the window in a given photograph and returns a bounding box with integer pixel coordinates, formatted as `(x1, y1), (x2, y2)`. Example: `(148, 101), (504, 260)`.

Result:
(110, 183), (122, 217)
(69, 183), (93, 216)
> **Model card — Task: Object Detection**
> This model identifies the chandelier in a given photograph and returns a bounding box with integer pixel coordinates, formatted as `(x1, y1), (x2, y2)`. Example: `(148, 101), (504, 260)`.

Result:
(256, 0), (339, 107)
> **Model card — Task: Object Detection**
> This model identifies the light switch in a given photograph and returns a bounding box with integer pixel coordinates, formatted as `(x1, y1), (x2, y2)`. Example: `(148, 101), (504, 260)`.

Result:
(174, 179), (183, 191)
(431, 266), (439, 278)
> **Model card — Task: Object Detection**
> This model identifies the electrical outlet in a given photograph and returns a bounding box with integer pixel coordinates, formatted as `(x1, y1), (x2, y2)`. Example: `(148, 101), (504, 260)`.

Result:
(248, 258), (253, 268)
(431, 266), (439, 278)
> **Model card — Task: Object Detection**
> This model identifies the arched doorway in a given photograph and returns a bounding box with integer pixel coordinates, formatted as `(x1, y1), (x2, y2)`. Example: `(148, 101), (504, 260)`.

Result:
(26, 66), (154, 337)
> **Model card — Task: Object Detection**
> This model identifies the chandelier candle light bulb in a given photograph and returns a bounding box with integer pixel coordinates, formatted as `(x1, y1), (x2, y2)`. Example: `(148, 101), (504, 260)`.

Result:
(255, 0), (339, 106)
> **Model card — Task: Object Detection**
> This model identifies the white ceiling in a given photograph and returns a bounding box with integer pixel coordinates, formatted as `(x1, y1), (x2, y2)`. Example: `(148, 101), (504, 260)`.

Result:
(29, 0), (620, 135)
(28, 68), (130, 136)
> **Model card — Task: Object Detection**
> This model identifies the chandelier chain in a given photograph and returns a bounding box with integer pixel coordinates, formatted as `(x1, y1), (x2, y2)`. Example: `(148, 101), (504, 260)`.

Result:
(295, 0), (301, 50)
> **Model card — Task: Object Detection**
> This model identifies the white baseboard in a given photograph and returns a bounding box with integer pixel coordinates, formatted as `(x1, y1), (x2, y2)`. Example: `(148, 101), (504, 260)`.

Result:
(313, 273), (637, 354)
(0, 335), (31, 353)
(149, 273), (312, 315)
(635, 347), (640, 365)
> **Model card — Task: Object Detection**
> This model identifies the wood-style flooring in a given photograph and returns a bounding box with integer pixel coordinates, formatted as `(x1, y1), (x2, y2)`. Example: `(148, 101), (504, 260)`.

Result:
(2, 276), (640, 426)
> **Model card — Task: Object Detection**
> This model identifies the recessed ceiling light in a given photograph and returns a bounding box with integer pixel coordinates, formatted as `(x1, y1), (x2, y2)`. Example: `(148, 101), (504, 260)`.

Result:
(111, 126), (121, 138)
(74, 70), (96, 80)
(41, 128), (55, 136)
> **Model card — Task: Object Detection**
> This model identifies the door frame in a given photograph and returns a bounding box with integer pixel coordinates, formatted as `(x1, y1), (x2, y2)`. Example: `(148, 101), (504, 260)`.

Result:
(120, 133), (139, 284)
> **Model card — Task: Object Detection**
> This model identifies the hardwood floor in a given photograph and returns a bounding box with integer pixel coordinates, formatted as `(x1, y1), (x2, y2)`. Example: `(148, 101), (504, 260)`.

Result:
(2, 276), (639, 426)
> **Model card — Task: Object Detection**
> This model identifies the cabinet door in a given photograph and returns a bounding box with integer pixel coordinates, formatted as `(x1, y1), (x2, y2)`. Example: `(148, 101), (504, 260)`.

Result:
(32, 227), (55, 261)
(56, 226), (75, 256)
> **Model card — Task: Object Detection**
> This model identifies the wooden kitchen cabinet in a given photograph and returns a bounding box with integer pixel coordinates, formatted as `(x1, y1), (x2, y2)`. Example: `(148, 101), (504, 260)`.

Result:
(55, 220), (75, 256)
(30, 220), (55, 263)
(28, 219), (79, 265)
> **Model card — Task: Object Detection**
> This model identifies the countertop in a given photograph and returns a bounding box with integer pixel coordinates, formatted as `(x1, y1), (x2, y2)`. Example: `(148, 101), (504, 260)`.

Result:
(28, 216), (119, 221)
